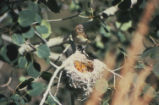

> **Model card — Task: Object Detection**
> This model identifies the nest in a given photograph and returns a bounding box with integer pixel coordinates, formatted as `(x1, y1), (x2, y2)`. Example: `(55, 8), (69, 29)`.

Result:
(63, 51), (107, 96)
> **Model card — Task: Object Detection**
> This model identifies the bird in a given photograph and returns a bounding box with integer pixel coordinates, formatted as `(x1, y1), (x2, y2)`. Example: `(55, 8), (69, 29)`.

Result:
(73, 24), (90, 51)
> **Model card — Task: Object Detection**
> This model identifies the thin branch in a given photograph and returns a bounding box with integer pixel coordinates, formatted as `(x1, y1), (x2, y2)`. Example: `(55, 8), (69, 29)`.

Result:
(1, 34), (14, 44)
(0, 77), (12, 87)
(32, 13), (80, 24)
(54, 71), (63, 96)
(105, 67), (122, 78)
(34, 30), (47, 43)
(49, 61), (59, 69)
(39, 65), (64, 105)
(55, 44), (71, 61)
(49, 91), (62, 105)
(112, 66), (122, 72)
(113, 75), (116, 88)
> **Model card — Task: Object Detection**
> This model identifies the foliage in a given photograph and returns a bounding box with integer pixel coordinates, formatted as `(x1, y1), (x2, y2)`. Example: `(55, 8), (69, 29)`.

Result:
(0, 0), (159, 105)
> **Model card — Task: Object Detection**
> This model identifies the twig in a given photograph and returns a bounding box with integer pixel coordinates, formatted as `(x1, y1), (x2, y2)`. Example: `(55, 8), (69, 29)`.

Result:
(105, 67), (122, 78)
(54, 71), (63, 96)
(106, 67), (122, 88)
(49, 61), (59, 69)
(112, 66), (122, 72)
(113, 75), (116, 88)
(149, 36), (158, 46)
(49, 91), (62, 105)
(32, 13), (80, 24)
(39, 65), (64, 105)
(34, 30), (47, 43)
(55, 44), (71, 61)
(0, 77), (12, 87)
(1, 34), (13, 44)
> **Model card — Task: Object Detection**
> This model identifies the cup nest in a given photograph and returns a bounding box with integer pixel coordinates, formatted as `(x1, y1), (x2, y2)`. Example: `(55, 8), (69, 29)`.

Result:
(63, 51), (107, 96)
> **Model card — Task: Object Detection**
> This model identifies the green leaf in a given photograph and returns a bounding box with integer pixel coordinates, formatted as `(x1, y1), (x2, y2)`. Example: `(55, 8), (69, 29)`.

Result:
(116, 21), (132, 31)
(11, 94), (25, 105)
(95, 36), (104, 49)
(157, 30), (159, 37)
(36, 44), (50, 59)
(102, 101), (109, 105)
(18, 10), (36, 27)
(142, 47), (159, 59)
(35, 13), (42, 23)
(117, 31), (126, 42)
(17, 78), (34, 89)
(0, 94), (7, 105)
(0, 14), (13, 26)
(18, 56), (28, 69)
(100, 26), (111, 38)
(28, 82), (45, 96)
(12, 34), (25, 45)
(0, 37), (2, 45)
(27, 2), (40, 13)
(0, 46), (11, 62)
(46, 96), (57, 105)
(142, 84), (154, 94)
(36, 25), (48, 34)
(19, 76), (27, 82)
(40, 71), (52, 82)
(27, 63), (40, 78)
(115, 21), (121, 28)
(121, 21), (132, 31)
(70, 1), (80, 11)
(153, 62), (159, 78)
(0, 2), (9, 15)
(37, 20), (52, 39)
(22, 27), (34, 38)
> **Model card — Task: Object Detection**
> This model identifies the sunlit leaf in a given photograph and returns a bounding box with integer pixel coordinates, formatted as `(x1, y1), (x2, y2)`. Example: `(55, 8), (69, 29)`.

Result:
(37, 20), (52, 39)
(121, 21), (132, 31)
(95, 36), (104, 49)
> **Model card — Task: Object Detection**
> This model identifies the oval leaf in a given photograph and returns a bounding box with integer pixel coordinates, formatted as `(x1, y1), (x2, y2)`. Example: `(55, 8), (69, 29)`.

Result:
(36, 44), (50, 59)
(18, 56), (28, 69)
(28, 82), (45, 96)
(27, 63), (40, 78)
(37, 20), (52, 39)
(22, 27), (34, 38)
(12, 34), (25, 45)
(18, 10), (36, 27)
